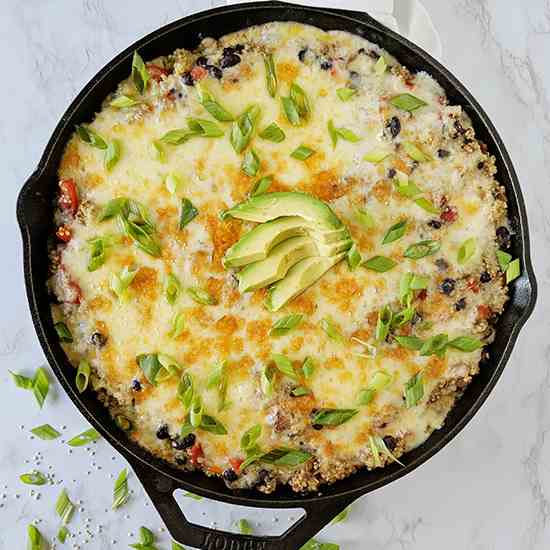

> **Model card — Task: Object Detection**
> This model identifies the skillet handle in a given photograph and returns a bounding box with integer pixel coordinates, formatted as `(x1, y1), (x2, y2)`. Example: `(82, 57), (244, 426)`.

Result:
(132, 461), (356, 550)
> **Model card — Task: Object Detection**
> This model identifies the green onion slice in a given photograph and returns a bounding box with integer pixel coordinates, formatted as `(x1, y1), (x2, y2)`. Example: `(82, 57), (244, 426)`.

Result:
(31, 424), (61, 440)
(403, 240), (440, 259)
(448, 336), (483, 352)
(76, 360), (91, 394)
(57, 526), (69, 543)
(241, 424), (262, 452)
(196, 83), (235, 122)
(207, 360), (229, 411)
(291, 145), (315, 161)
(457, 237), (477, 264)
(250, 175), (273, 197)
(404, 372), (424, 408)
(230, 104), (260, 153)
(54, 322), (73, 343)
(506, 258), (520, 283)
(346, 243), (362, 271)
(238, 519), (253, 535)
(394, 335), (424, 351)
(355, 208), (375, 229)
(190, 396), (204, 428)
(27, 525), (46, 550)
(112, 468), (129, 510)
(67, 428), (101, 447)
(390, 93), (428, 112)
(10, 371), (33, 389)
(363, 256), (397, 272)
(374, 55), (387, 75)
(151, 140), (165, 162)
(364, 148), (391, 163)
(291, 386), (312, 397)
(419, 333), (449, 357)
(131, 51), (149, 94)
(264, 54), (278, 97)
(179, 198), (199, 229)
(302, 357), (315, 379)
(382, 219), (407, 244)
(336, 87), (356, 101)
(20, 471), (48, 486)
(111, 266), (138, 301)
(496, 249), (512, 271)
(56, 489), (75, 524)
(270, 314), (303, 336)
(414, 197), (440, 215)
(110, 95), (140, 109)
(165, 273), (181, 305)
(165, 173), (181, 194)
(187, 287), (217, 305)
(187, 117), (225, 137)
(272, 354), (297, 380)
(311, 409), (358, 427)
(104, 139), (121, 171)
(375, 305), (393, 342)
(75, 125), (107, 150)
(321, 317), (344, 343)
(169, 311), (186, 339)
(261, 365), (276, 397)
(403, 141), (431, 162)
(32, 368), (49, 409)
(242, 149), (260, 177)
(200, 414), (228, 435)
(259, 122), (286, 143)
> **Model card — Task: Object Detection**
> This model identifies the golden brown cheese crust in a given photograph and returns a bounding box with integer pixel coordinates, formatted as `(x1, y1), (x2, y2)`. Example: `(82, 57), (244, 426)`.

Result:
(50, 22), (510, 493)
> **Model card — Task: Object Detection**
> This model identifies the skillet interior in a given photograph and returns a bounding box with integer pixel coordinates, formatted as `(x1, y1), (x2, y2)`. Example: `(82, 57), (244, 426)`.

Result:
(17, 1), (536, 546)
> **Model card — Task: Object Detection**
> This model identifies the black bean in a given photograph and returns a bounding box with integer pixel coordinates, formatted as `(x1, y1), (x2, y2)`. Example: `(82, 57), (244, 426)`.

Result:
(437, 148), (450, 158)
(428, 219), (442, 229)
(206, 64), (223, 80)
(386, 116), (401, 138)
(298, 48), (308, 62)
(181, 433), (196, 449)
(130, 379), (142, 392)
(220, 52), (241, 69)
(222, 46), (236, 56)
(383, 435), (396, 451)
(234, 44), (245, 53)
(440, 278), (456, 295)
(175, 456), (187, 466)
(196, 56), (208, 67)
(320, 59), (332, 71)
(223, 469), (238, 482)
(367, 49), (380, 59)
(454, 297), (466, 311)
(182, 72), (194, 86)
(387, 168), (396, 179)
(477, 161), (485, 170)
(312, 424), (323, 431)
(90, 331), (107, 347)
(156, 424), (170, 440)
(257, 469), (270, 483)
(454, 120), (466, 135)
(171, 437), (190, 450)
(496, 226), (511, 248)
(480, 271), (492, 283)
(435, 258), (449, 271)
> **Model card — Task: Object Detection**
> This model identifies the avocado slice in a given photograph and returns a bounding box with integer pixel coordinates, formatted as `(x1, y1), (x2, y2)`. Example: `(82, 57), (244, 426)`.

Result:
(223, 216), (350, 268)
(265, 253), (346, 311)
(237, 236), (317, 292)
(222, 192), (343, 231)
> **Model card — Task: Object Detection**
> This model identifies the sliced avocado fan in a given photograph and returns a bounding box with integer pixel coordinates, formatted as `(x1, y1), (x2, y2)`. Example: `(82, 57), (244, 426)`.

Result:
(222, 191), (352, 310)
(265, 254), (346, 312)
(221, 191), (343, 231)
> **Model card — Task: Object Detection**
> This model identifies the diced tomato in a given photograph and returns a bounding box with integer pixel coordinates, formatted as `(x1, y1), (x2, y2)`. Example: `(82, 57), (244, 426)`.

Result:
(208, 465), (223, 475)
(147, 63), (169, 82)
(440, 206), (458, 223)
(467, 278), (480, 294)
(477, 304), (491, 319)
(417, 289), (428, 301)
(190, 65), (208, 82)
(67, 280), (82, 305)
(189, 443), (204, 465)
(56, 225), (72, 243)
(58, 179), (79, 216)
(229, 457), (243, 472)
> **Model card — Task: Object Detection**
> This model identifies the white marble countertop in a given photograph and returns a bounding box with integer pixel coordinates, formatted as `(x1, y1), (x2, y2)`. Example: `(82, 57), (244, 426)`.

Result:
(1, 0), (549, 548)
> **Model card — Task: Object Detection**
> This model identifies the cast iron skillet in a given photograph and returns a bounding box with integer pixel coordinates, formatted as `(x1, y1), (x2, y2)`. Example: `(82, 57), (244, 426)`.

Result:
(17, 2), (537, 548)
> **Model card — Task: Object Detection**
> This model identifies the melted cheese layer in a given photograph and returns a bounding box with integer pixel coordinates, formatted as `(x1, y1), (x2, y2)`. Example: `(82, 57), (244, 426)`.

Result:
(51, 22), (508, 492)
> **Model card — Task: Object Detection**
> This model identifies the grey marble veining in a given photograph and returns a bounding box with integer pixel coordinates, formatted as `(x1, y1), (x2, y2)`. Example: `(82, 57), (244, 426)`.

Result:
(1, 0), (549, 548)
